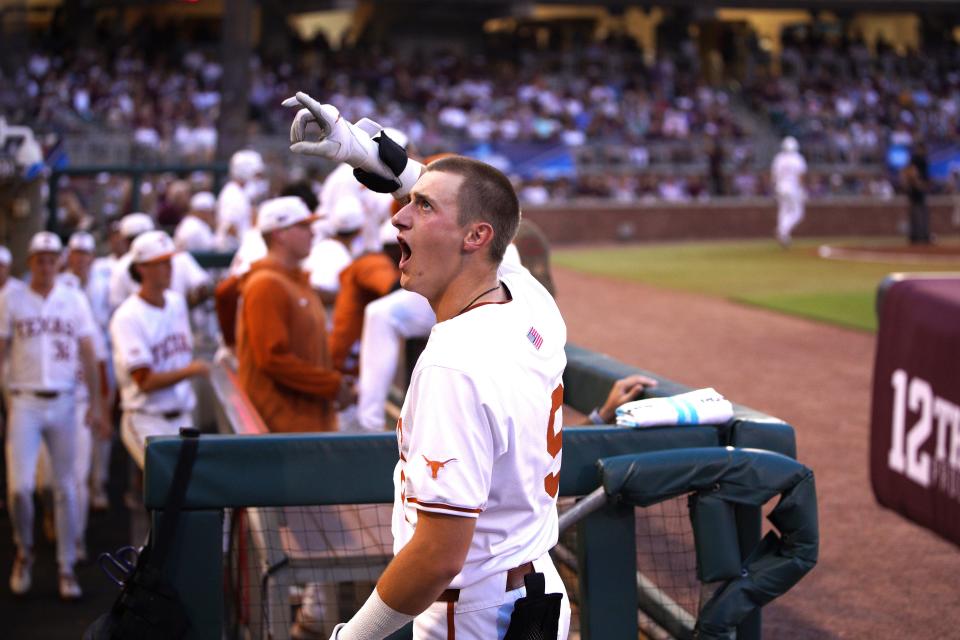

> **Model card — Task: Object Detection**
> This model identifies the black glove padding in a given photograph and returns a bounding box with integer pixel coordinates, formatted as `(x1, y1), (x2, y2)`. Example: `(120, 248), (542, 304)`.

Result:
(354, 131), (409, 193)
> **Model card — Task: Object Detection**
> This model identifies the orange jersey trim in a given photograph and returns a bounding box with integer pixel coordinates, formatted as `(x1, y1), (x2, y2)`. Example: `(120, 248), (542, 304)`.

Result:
(406, 498), (482, 515)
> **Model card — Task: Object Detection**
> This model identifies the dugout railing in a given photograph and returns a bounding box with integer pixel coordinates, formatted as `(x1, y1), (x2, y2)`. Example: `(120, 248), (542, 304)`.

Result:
(140, 344), (803, 639)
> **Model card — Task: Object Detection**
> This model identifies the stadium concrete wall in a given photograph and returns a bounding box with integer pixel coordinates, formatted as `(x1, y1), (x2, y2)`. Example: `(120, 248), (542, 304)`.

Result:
(524, 196), (959, 245)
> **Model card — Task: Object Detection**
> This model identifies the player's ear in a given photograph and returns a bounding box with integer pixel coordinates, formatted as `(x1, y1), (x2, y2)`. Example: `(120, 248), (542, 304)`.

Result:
(462, 221), (494, 256)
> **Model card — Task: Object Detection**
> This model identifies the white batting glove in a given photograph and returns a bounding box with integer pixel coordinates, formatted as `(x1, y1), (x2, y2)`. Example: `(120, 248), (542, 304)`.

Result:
(282, 92), (392, 177)
(282, 92), (423, 199)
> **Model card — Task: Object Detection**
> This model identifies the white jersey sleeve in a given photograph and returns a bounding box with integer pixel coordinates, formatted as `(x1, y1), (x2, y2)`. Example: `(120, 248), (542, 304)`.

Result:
(110, 302), (153, 373)
(399, 366), (497, 518)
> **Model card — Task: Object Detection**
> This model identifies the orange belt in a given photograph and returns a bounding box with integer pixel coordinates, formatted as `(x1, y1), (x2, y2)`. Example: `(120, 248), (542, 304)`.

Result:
(436, 561), (534, 603)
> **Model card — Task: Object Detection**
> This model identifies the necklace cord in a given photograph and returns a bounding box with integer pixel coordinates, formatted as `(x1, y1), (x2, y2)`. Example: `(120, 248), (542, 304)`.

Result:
(456, 282), (501, 317)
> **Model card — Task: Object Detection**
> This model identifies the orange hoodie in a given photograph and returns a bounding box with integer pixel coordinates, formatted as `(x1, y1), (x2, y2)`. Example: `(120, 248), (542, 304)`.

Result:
(237, 258), (341, 432)
(328, 252), (399, 371)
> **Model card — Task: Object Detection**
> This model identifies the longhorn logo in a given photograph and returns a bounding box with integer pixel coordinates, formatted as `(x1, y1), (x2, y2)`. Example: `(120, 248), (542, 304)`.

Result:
(423, 456), (457, 479)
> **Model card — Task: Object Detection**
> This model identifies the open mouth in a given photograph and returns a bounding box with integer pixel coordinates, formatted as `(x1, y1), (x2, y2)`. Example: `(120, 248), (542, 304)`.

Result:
(397, 237), (412, 269)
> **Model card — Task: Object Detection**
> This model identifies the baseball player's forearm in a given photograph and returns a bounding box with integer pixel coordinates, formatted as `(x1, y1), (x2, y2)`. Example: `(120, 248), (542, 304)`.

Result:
(334, 513), (474, 638)
(131, 363), (205, 393)
(79, 337), (102, 412)
(375, 510), (475, 614)
(0, 337), (7, 388)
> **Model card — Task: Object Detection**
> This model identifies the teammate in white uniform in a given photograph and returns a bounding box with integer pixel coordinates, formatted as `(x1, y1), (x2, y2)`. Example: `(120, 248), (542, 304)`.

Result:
(0, 232), (105, 600)
(174, 191), (217, 252)
(215, 149), (268, 251)
(109, 212), (212, 312)
(37, 232), (111, 557)
(304, 195), (364, 301)
(771, 136), (807, 248)
(109, 231), (210, 468)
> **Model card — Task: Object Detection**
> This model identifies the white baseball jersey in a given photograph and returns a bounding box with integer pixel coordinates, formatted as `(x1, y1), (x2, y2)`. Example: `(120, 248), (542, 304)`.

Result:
(110, 290), (196, 413)
(392, 259), (567, 589)
(215, 181), (252, 251)
(108, 251), (211, 310)
(0, 282), (96, 392)
(304, 238), (352, 293)
(174, 214), (216, 253)
(772, 150), (807, 196)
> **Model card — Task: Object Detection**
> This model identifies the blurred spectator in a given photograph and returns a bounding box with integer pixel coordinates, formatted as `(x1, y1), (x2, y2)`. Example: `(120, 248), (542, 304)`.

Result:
(174, 191), (217, 252)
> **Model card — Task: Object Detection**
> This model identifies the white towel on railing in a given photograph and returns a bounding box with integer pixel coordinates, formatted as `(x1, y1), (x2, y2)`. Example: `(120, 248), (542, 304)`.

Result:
(615, 387), (734, 427)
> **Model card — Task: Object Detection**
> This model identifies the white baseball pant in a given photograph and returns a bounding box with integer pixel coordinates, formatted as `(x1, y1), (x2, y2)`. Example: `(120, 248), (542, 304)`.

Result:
(776, 191), (805, 244)
(5, 392), (79, 570)
(413, 551), (570, 640)
(357, 289), (435, 432)
(91, 351), (117, 503)
(36, 397), (93, 549)
(121, 411), (193, 469)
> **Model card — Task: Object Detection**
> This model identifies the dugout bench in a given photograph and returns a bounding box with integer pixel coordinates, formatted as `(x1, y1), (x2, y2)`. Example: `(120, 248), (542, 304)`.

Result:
(139, 343), (812, 639)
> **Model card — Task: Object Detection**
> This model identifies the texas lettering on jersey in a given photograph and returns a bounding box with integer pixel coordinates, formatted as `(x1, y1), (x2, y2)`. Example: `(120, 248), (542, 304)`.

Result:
(14, 316), (77, 339)
(150, 333), (192, 362)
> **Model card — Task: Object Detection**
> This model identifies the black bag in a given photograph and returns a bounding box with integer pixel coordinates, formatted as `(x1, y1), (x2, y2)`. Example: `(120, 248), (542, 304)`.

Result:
(503, 572), (563, 640)
(83, 428), (200, 640)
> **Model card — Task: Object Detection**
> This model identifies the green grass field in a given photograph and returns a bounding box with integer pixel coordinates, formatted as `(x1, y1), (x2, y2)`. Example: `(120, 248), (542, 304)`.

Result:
(553, 238), (960, 331)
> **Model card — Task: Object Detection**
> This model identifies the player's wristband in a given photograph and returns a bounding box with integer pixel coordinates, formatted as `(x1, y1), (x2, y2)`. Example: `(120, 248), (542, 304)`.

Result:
(588, 408), (606, 425)
(336, 588), (414, 640)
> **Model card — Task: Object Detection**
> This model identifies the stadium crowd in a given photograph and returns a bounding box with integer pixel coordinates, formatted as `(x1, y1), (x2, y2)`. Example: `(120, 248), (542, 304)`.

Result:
(745, 30), (960, 168)
(6, 16), (958, 203)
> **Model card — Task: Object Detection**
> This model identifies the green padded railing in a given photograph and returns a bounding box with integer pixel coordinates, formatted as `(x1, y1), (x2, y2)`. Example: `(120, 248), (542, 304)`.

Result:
(143, 346), (797, 640)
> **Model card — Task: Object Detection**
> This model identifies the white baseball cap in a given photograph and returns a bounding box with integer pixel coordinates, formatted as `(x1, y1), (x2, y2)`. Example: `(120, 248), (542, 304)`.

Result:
(119, 212), (155, 239)
(130, 230), (176, 264)
(331, 196), (365, 234)
(29, 231), (63, 255)
(190, 191), (216, 211)
(257, 196), (316, 234)
(379, 219), (399, 246)
(230, 149), (265, 182)
(0, 246), (11, 265)
(68, 231), (96, 253)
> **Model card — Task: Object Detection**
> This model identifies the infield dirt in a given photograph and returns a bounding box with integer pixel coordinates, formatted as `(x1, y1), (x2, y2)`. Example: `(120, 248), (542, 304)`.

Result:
(554, 266), (960, 639)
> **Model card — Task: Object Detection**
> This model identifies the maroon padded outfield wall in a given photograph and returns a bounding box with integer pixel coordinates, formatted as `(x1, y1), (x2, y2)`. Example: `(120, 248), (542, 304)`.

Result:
(870, 276), (960, 547)
(523, 197), (958, 245)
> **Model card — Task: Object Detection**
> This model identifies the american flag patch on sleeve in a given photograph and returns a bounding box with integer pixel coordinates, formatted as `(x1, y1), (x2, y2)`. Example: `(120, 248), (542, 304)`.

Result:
(527, 326), (543, 350)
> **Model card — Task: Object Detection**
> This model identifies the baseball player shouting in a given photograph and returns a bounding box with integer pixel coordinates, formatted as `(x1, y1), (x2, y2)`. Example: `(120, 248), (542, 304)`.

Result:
(285, 93), (570, 640)
(109, 231), (209, 469)
(0, 232), (105, 600)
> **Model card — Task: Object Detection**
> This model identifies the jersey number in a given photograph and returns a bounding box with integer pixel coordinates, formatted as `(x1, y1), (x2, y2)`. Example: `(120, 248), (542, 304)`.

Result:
(544, 384), (564, 498)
